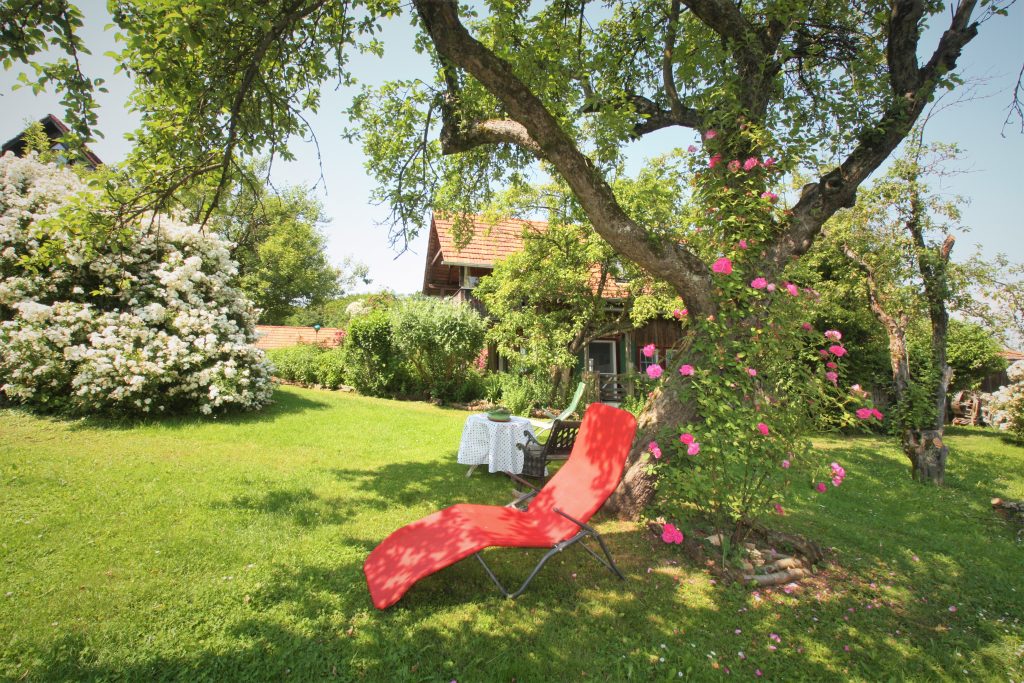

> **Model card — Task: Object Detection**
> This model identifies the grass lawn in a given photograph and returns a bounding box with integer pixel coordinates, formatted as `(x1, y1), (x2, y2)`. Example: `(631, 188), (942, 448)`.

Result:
(1, 385), (1022, 682)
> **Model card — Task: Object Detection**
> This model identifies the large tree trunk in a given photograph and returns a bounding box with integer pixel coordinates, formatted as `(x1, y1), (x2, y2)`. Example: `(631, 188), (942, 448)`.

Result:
(604, 372), (697, 519)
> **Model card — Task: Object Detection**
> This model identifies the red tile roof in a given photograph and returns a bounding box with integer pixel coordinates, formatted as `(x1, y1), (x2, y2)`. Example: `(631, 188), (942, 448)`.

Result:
(431, 214), (543, 266)
(254, 325), (344, 350)
(1001, 349), (1024, 362)
(422, 213), (633, 299)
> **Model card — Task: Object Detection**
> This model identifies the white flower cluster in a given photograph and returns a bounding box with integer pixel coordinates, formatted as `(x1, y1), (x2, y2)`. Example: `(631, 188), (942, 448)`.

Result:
(984, 360), (1024, 431)
(0, 152), (272, 416)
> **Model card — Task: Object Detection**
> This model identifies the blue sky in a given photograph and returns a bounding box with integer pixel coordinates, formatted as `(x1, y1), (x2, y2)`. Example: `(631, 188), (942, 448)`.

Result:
(1, 1), (1022, 296)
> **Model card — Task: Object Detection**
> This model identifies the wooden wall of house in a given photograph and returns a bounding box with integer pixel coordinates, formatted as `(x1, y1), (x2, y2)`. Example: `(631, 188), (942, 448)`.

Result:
(632, 318), (684, 349)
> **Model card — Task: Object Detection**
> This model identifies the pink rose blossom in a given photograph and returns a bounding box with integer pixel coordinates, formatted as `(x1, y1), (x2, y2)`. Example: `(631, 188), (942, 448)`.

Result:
(760, 191), (779, 202)
(828, 345), (847, 357)
(756, 422), (770, 435)
(646, 364), (664, 379)
(816, 482), (828, 493)
(738, 238), (749, 250)
(712, 257), (733, 275)
(687, 144), (698, 153)
(679, 433), (695, 445)
(826, 361), (837, 369)
(774, 503), (785, 515)
(709, 153), (723, 169)
(784, 282), (799, 296)
(662, 522), (684, 544)
(825, 371), (838, 384)
(818, 349), (829, 358)
(673, 308), (687, 318)
(649, 441), (662, 459)
(824, 329), (842, 341)
(870, 408), (884, 420)
(704, 129), (717, 140)
(832, 476), (843, 487)
(743, 157), (759, 171)
(679, 364), (695, 376)
(766, 283), (777, 292)
(727, 159), (741, 173)
(687, 442), (701, 456)
(801, 322), (813, 331)
(747, 367), (757, 377)
(856, 408), (872, 419)
(751, 277), (768, 290)
(764, 157), (776, 167)
(642, 343), (656, 358)
(781, 459), (790, 469)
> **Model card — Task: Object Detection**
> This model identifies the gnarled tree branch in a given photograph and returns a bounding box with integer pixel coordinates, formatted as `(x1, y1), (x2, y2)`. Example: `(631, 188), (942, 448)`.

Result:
(413, 0), (717, 316)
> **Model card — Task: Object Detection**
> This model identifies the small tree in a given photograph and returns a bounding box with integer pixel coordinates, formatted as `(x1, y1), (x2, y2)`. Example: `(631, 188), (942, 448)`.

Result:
(828, 137), (963, 483)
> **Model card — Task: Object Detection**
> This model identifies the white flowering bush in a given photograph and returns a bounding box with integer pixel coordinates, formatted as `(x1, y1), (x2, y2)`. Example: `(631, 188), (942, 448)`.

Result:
(985, 360), (1024, 438)
(0, 152), (273, 416)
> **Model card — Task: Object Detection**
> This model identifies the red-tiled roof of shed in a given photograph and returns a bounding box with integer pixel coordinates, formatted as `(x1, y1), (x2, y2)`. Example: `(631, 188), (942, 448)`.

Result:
(1002, 348), (1024, 362)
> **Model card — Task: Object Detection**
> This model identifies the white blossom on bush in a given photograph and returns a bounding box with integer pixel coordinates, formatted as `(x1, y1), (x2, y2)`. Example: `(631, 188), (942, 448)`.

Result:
(983, 360), (1024, 431)
(0, 152), (272, 416)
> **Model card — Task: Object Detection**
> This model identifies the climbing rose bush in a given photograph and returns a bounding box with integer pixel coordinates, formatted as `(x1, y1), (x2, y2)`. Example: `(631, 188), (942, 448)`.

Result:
(0, 152), (272, 416)
(640, 130), (881, 548)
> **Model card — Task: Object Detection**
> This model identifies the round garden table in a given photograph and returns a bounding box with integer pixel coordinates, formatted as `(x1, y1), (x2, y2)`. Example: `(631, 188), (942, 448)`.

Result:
(457, 414), (535, 476)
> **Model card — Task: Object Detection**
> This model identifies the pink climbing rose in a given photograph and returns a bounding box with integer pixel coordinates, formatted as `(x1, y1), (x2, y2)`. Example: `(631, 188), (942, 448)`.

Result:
(774, 503), (785, 515)
(751, 277), (768, 290)
(825, 371), (838, 384)
(727, 159), (741, 172)
(679, 433), (695, 445)
(816, 482), (828, 493)
(781, 459), (791, 469)
(709, 153), (723, 168)
(712, 257), (733, 274)
(766, 283), (777, 292)
(738, 238), (749, 249)
(649, 441), (662, 459)
(756, 422), (770, 435)
(856, 407), (872, 419)
(704, 129), (717, 140)
(761, 191), (779, 202)
(784, 282), (799, 296)
(824, 329), (842, 341)
(828, 344), (847, 357)
(687, 144), (698, 152)
(801, 322), (813, 331)
(646, 364), (664, 379)
(743, 157), (759, 171)
(679, 364), (695, 376)
(687, 442), (701, 456)
(747, 367), (757, 377)
(642, 343), (656, 358)
(871, 408), (884, 420)
(662, 523), (684, 544)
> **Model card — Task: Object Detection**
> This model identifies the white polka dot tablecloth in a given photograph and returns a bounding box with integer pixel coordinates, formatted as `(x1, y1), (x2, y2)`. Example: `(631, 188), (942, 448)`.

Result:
(457, 414), (535, 474)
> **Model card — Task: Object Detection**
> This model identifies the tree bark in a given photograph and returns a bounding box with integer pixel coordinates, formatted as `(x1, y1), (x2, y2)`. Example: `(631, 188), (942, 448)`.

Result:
(603, 375), (698, 518)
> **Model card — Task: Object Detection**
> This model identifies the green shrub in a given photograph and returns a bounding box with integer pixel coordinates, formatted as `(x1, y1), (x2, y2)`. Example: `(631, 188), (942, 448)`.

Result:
(390, 296), (487, 402)
(266, 345), (324, 385)
(316, 348), (347, 389)
(342, 310), (400, 397)
(483, 373), (552, 415)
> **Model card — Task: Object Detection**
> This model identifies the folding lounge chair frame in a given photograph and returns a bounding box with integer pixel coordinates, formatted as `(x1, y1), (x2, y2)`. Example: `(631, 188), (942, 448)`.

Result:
(474, 484), (625, 599)
(363, 403), (638, 609)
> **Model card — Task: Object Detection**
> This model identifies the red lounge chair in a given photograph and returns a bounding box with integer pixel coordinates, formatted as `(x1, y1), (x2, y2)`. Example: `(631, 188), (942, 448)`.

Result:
(363, 403), (638, 609)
